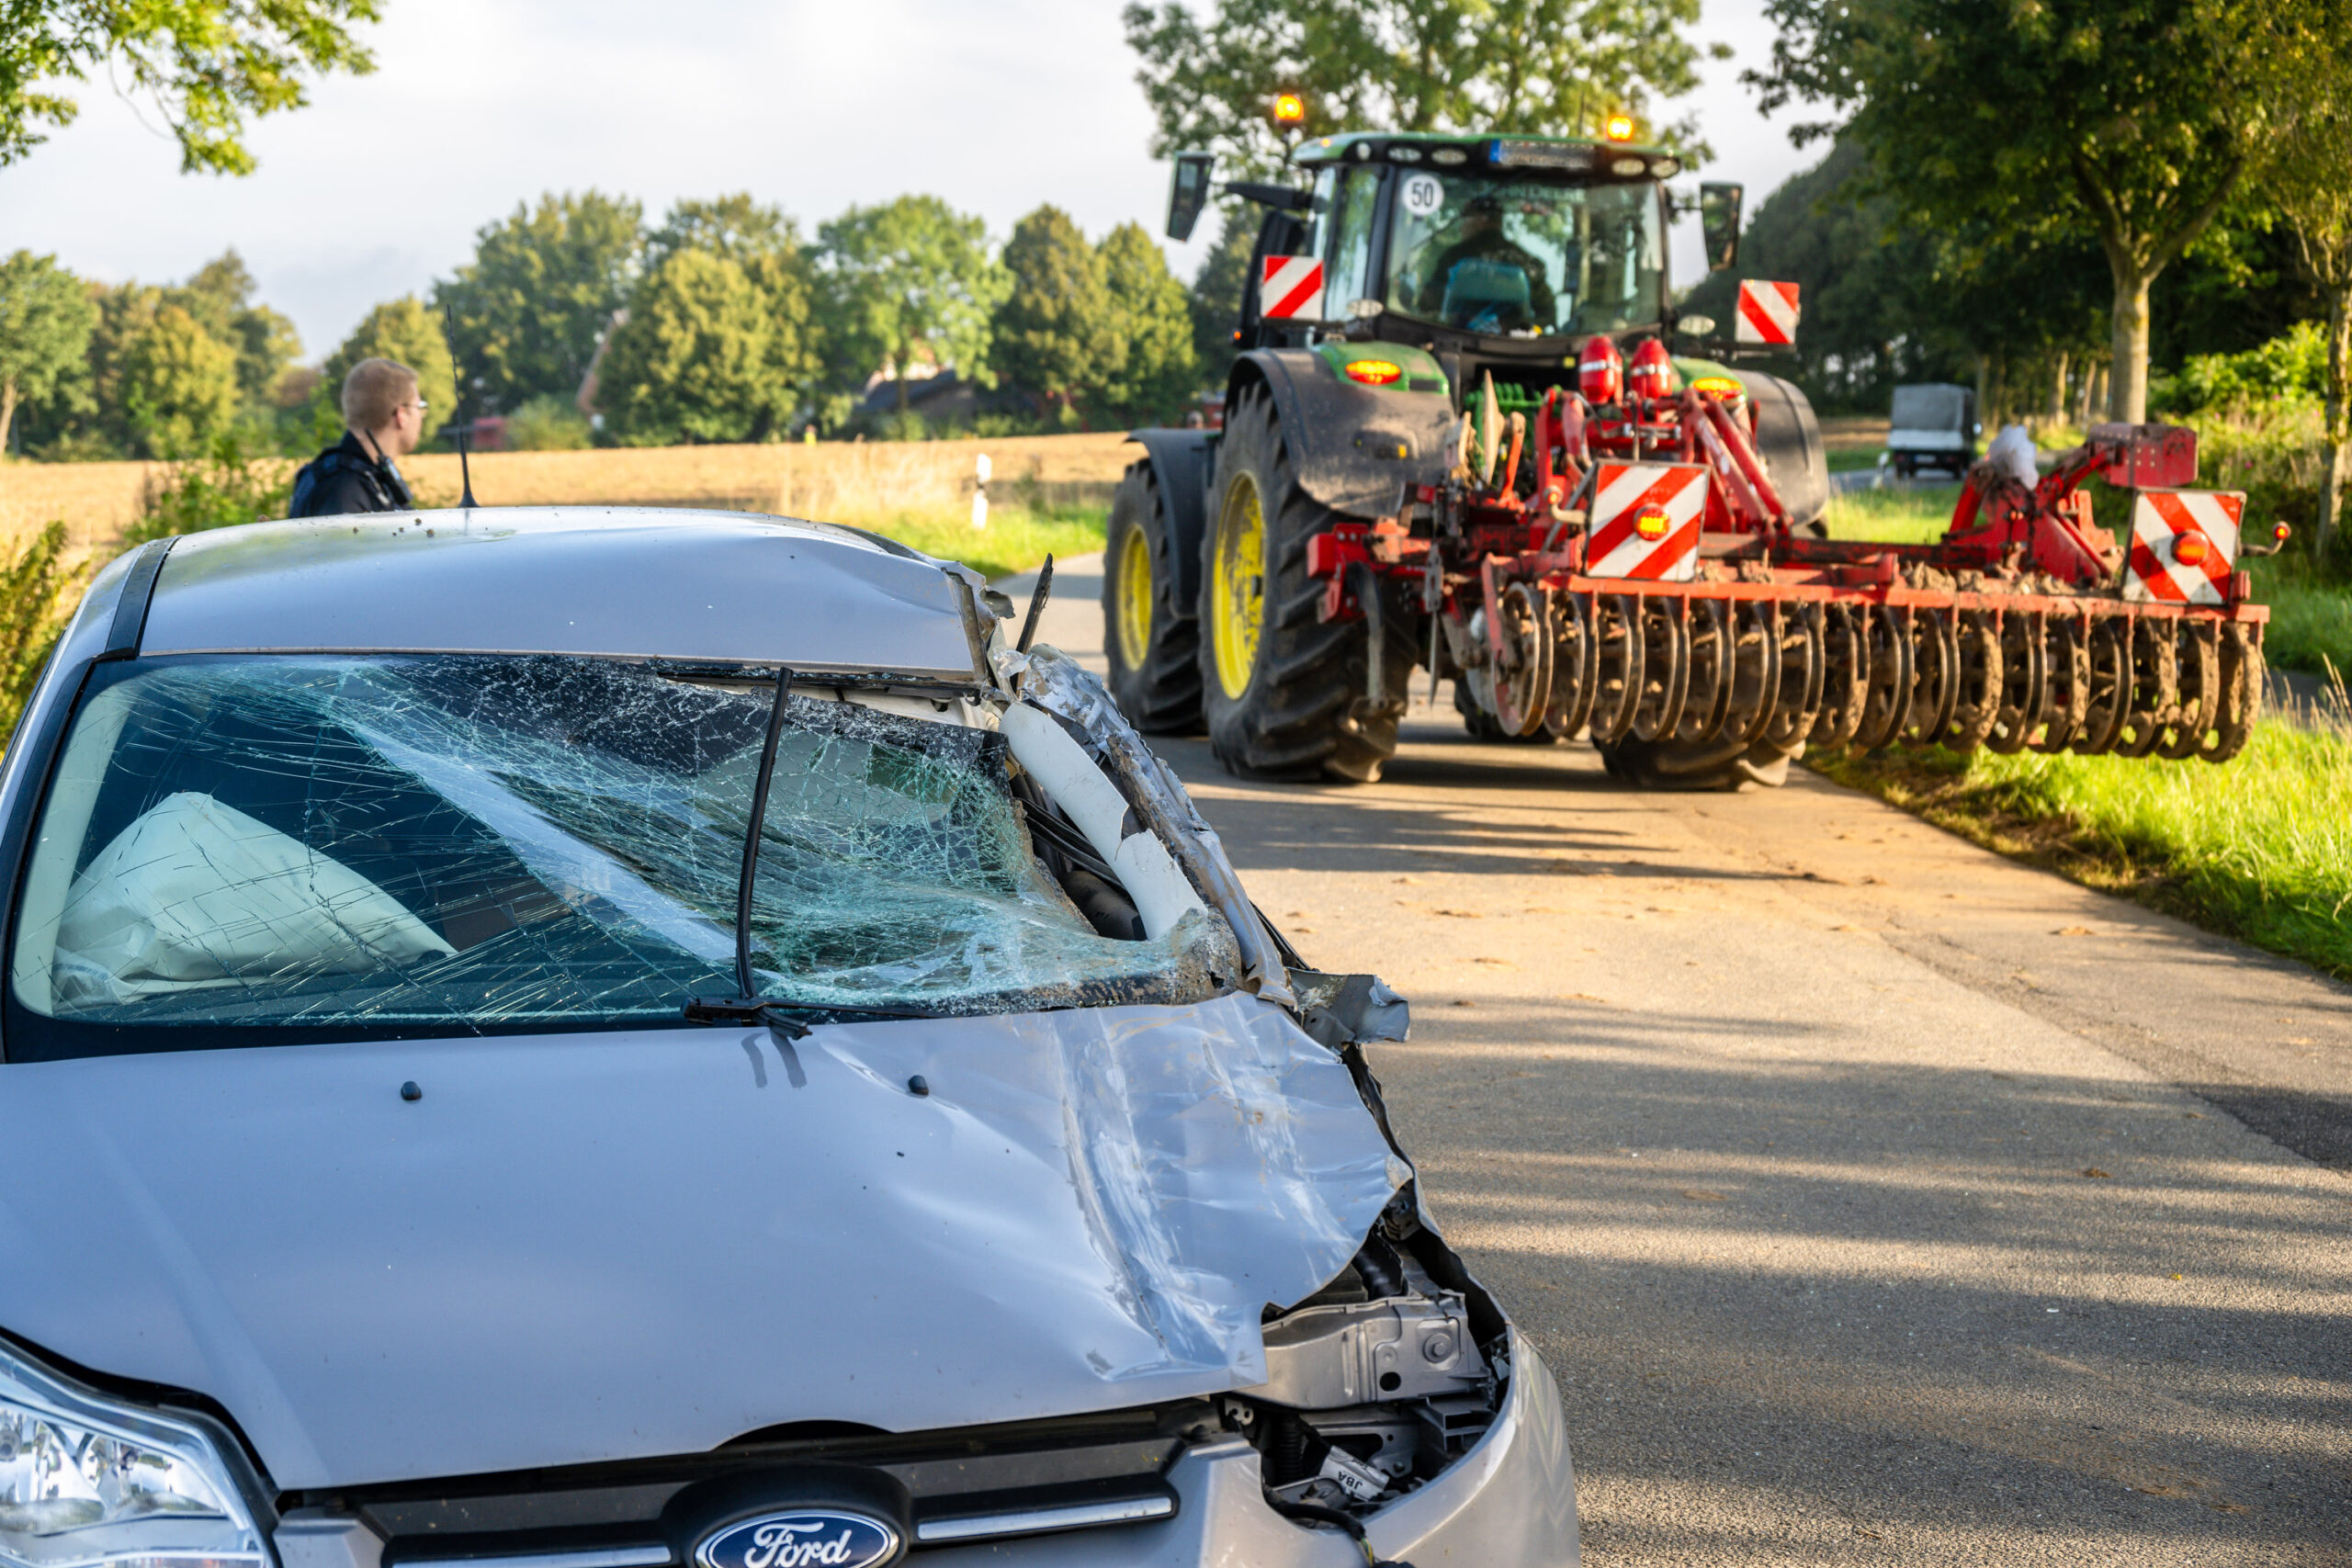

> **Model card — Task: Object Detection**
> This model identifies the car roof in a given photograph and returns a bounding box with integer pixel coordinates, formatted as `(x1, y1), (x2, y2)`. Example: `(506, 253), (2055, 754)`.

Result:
(131, 509), (986, 682)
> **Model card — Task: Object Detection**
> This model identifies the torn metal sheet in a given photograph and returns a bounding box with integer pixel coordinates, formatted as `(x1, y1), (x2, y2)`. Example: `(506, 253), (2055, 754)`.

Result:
(0, 994), (1406, 1488)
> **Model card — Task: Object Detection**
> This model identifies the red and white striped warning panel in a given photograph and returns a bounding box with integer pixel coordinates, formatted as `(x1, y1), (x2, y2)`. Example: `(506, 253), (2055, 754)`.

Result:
(1259, 255), (1325, 321)
(1586, 462), (1707, 581)
(2123, 490), (2243, 607)
(1734, 279), (1801, 345)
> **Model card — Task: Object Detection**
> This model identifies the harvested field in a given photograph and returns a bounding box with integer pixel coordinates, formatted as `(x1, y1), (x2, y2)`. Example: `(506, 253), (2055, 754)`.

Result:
(0, 432), (1137, 555)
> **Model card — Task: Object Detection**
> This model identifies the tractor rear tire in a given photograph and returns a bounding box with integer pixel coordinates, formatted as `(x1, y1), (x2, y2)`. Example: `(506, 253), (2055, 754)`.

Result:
(1592, 734), (1800, 790)
(1102, 458), (1204, 733)
(1198, 386), (1413, 783)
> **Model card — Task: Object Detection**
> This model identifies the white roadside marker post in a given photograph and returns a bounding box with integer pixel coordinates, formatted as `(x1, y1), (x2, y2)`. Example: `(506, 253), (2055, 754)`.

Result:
(973, 453), (991, 530)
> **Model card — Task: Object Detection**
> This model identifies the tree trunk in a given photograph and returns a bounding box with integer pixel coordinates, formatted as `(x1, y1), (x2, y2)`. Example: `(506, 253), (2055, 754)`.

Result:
(2048, 352), (2068, 426)
(2109, 271), (2153, 423)
(0, 378), (16, 457)
(2321, 282), (2352, 565)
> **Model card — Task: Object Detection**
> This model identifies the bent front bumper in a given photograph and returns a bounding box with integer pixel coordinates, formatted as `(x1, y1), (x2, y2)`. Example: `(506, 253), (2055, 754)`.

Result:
(910, 1332), (1577, 1566)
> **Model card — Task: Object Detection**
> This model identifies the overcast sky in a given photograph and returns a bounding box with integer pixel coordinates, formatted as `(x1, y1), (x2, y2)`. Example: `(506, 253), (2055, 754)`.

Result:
(0, 0), (1818, 360)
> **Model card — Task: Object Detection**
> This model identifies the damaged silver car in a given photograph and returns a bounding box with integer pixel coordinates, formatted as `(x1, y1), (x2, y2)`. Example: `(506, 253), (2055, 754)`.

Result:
(0, 512), (1577, 1568)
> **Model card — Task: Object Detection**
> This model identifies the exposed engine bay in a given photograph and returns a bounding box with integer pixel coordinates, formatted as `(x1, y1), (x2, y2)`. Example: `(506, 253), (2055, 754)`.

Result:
(1225, 1199), (1509, 1521)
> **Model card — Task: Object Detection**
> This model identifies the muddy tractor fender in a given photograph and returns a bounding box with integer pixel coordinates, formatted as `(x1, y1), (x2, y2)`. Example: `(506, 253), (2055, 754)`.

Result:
(1730, 367), (1831, 534)
(1227, 348), (1458, 520)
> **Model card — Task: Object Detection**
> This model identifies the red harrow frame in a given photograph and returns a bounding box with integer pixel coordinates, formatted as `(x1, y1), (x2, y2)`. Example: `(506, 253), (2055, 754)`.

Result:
(1308, 366), (2280, 765)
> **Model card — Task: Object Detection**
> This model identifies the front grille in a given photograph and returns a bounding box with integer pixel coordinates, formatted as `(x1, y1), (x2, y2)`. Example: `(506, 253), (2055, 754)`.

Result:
(297, 1404), (1216, 1555)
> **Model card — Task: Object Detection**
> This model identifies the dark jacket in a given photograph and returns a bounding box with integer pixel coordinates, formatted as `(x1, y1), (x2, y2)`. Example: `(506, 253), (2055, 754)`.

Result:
(288, 432), (414, 518)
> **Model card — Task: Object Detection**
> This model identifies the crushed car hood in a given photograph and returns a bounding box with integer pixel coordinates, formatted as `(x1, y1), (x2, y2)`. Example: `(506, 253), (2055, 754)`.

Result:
(0, 994), (1404, 1489)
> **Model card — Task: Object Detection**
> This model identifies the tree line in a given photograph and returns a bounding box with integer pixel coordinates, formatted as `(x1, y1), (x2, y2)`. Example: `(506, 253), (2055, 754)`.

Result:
(0, 190), (1251, 461)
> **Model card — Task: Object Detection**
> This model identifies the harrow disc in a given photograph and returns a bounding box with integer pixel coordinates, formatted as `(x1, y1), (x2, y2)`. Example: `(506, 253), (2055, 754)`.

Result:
(2072, 616), (2132, 755)
(1937, 610), (2004, 753)
(2031, 616), (2091, 754)
(1589, 593), (1646, 745)
(1901, 608), (1959, 748)
(1718, 600), (1785, 749)
(1985, 611), (2046, 755)
(1810, 603), (1871, 749)
(2158, 620), (2220, 761)
(1544, 590), (1600, 740)
(1491, 581), (1554, 738)
(1856, 606), (1915, 752)
(1673, 597), (1735, 743)
(2111, 615), (2179, 759)
(1764, 602), (1826, 752)
(2200, 622), (2263, 763)
(1630, 597), (1691, 742)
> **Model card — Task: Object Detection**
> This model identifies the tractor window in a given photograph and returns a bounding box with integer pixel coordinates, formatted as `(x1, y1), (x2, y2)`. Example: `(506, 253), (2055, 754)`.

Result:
(1385, 172), (1665, 338)
(1325, 167), (1381, 318)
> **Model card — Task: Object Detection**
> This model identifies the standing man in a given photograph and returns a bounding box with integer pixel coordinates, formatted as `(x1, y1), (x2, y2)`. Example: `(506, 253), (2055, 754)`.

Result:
(289, 357), (425, 517)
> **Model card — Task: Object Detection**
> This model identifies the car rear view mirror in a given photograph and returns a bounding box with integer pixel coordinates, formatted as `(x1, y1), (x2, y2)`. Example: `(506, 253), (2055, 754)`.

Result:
(1700, 183), (1743, 272)
(1167, 152), (1215, 242)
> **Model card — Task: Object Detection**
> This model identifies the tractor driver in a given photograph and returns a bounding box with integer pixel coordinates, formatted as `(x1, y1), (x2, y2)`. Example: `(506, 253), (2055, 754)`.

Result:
(1411, 194), (1558, 333)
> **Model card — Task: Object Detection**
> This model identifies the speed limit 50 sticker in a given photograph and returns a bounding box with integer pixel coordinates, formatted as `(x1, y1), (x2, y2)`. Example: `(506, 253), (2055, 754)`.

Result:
(1401, 174), (1444, 217)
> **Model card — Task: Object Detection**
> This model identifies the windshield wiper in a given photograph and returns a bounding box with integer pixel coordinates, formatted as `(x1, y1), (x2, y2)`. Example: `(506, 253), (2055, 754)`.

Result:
(683, 670), (954, 1039)
(684, 669), (816, 1036)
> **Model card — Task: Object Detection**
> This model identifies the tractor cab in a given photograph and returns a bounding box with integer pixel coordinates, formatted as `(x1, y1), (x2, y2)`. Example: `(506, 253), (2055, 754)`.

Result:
(1167, 130), (1748, 408)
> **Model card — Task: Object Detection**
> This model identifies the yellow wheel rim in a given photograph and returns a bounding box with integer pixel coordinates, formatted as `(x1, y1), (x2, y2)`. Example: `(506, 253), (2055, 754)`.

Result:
(1114, 523), (1154, 671)
(1211, 474), (1266, 701)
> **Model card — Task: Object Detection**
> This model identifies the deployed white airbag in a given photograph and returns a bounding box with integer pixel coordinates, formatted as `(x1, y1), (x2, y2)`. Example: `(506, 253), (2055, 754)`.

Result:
(53, 793), (453, 1003)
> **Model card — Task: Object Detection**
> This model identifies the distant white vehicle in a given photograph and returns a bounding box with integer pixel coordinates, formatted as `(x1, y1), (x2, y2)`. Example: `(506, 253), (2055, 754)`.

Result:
(1885, 382), (1979, 477)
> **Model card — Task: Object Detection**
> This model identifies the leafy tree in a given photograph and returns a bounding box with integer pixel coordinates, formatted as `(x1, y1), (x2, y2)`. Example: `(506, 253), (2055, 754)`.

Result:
(169, 251), (301, 404)
(436, 191), (644, 413)
(647, 193), (801, 269)
(598, 248), (810, 446)
(0, 250), (96, 453)
(1749, 0), (2312, 422)
(117, 303), (238, 457)
(321, 296), (456, 439)
(1096, 222), (1198, 424)
(992, 206), (1118, 423)
(2, 0), (381, 173)
(124, 436), (295, 545)
(2267, 56), (2352, 561)
(503, 394), (592, 451)
(1188, 205), (1258, 386)
(816, 195), (1007, 417)
(0, 521), (81, 746)
(1123, 0), (1723, 176)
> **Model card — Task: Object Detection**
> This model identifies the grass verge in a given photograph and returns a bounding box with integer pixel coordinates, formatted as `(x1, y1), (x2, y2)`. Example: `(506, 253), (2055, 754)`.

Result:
(1812, 720), (2352, 982)
(1815, 477), (2352, 981)
(839, 501), (1106, 581)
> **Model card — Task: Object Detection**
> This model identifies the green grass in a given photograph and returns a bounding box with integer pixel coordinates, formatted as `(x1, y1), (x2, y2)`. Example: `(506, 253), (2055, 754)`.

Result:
(1823, 481), (1962, 543)
(1811, 474), (2352, 980)
(2245, 552), (2352, 680)
(836, 502), (1107, 582)
(1814, 726), (2352, 980)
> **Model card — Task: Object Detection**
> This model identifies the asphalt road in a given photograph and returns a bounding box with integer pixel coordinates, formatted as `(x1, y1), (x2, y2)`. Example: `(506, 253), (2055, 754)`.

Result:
(1011, 553), (2352, 1566)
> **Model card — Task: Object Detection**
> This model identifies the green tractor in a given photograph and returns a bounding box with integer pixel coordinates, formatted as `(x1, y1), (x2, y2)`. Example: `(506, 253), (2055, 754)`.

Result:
(1106, 129), (1829, 784)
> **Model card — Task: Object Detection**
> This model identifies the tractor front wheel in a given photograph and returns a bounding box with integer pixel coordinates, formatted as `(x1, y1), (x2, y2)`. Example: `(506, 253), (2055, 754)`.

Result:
(1102, 458), (1204, 733)
(1198, 386), (1412, 782)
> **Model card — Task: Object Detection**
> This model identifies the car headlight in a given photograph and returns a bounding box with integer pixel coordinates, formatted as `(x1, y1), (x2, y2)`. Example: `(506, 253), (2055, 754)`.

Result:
(0, 1338), (267, 1568)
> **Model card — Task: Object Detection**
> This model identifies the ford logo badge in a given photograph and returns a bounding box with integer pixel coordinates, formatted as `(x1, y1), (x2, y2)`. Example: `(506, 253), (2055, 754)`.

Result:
(695, 1511), (900, 1568)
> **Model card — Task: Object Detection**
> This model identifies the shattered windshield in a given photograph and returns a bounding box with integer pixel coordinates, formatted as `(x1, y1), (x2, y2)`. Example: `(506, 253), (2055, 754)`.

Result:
(1385, 171), (1665, 337)
(6, 656), (1228, 1055)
